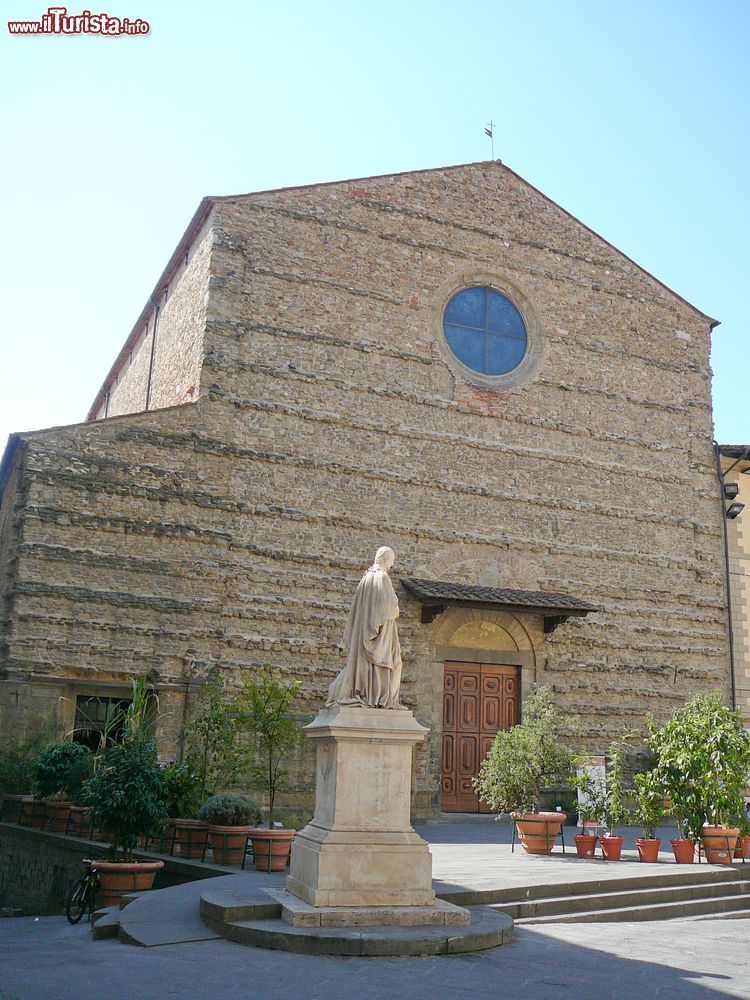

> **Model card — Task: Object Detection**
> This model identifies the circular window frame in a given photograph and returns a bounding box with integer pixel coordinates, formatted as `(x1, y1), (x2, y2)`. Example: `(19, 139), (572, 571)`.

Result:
(431, 271), (543, 390)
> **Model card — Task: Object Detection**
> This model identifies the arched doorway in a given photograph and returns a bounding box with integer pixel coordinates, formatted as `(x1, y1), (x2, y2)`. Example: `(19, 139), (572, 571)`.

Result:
(434, 611), (537, 813)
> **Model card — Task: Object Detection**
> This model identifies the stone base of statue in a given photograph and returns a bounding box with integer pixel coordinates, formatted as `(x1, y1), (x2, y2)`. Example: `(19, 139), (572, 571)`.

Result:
(286, 706), (460, 923)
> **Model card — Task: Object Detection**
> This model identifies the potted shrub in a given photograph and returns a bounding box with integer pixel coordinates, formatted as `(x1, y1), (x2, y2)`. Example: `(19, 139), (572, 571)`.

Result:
(198, 793), (261, 865)
(32, 743), (93, 832)
(0, 731), (51, 823)
(570, 764), (602, 859)
(474, 687), (573, 855)
(633, 768), (663, 863)
(648, 692), (750, 866)
(182, 671), (247, 804)
(161, 760), (207, 858)
(83, 737), (167, 904)
(596, 739), (631, 860)
(237, 666), (305, 871)
(82, 680), (166, 905)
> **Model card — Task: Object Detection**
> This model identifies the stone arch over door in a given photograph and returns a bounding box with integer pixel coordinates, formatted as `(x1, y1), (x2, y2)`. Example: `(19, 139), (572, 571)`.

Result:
(433, 607), (539, 812)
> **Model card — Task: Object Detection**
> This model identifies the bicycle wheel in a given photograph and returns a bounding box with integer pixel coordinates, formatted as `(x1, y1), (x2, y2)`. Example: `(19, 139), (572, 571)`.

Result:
(66, 876), (91, 924)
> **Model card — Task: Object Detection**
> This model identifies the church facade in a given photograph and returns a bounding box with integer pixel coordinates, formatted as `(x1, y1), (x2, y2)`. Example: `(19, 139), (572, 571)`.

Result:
(0, 161), (733, 815)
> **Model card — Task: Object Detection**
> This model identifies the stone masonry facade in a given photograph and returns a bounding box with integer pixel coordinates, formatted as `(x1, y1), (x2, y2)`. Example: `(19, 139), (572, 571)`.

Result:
(0, 161), (732, 816)
(721, 449), (750, 728)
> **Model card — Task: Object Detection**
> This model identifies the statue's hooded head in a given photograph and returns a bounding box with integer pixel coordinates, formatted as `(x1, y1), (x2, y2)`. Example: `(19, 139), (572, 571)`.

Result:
(373, 546), (396, 572)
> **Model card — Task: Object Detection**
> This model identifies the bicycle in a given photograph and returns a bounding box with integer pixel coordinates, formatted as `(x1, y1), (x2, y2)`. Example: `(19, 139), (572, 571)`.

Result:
(66, 859), (100, 924)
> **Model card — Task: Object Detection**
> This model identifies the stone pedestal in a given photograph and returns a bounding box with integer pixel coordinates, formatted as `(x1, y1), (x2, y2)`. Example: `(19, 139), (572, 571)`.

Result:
(286, 706), (436, 909)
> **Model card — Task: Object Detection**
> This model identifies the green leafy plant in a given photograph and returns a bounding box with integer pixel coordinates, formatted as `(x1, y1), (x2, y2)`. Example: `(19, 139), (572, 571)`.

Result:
(182, 672), (245, 802)
(0, 727), (55, 795)
(570, 739), (632, 836)
(600, 737), (631, 835)
(473, 686), (574, 815)
(236, 666), (305, 828)
(633, 769), (664, 840)
(83, 738), (167, 861)
(570, 760), (605, 827)
(198, 793), (261, 827)
(161, 761), (203, 819)
(647, 691), (750, 841)
(32, 743), (94, 802)
(121, 677), (157, 745)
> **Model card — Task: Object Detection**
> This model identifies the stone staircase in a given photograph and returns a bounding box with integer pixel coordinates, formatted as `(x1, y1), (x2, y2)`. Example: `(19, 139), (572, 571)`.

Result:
(476, 866), (750, 924)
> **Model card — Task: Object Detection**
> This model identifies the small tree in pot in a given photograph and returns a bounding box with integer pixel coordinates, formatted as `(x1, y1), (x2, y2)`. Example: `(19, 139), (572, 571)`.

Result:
(160, 761), (205, 857)
(633, 769), (664, 862)
(570, 763), (603, 858)
(32, 742), (94, 832)
(236, 666), (305, 870)
(595, 738), (631, 860)
(182, 671), (246, 804)
(647, 691), (750, 864)
(82, 679), (166, 905)
(473, 686), (573, 855)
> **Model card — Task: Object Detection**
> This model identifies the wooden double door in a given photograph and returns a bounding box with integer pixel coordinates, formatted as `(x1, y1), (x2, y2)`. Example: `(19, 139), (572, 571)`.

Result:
(441, 661), (519, 813)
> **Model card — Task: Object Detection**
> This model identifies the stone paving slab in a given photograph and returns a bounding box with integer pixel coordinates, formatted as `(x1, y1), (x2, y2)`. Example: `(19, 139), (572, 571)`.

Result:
(419, 823), (749, 901)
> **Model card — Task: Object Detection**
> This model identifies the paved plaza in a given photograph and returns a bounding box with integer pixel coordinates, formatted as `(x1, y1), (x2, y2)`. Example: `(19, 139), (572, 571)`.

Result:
(1, 822), (748, 1000)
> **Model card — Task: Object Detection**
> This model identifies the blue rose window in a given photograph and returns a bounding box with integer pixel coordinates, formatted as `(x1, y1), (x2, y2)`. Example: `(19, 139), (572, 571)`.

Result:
(443, 287), (527, 376)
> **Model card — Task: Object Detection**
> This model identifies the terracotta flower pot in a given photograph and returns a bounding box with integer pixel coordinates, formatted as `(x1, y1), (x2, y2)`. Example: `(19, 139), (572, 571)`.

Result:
(732, 835), (750, 860)
(91, 860), (165, 908)
(0, 793), (28, 823)
(174, 818), (209, 859)
(68, 806), (93, 837)
(701, 825), (739, 865)
(636, 837), (661, 863)
(208, 825), (252, 865)
(670, 838), (696, 864)
(45, 800), (73, 833)
(248, 828), (296, 871)
(599, 835), (624, 861)
(573, 833), (598, 859)
(511, 812), (567, 855)
(19, 798), (47, 829)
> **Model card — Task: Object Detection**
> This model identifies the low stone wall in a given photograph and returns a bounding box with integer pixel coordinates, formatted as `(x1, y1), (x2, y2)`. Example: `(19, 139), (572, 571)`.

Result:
(0, 822), (231, 915)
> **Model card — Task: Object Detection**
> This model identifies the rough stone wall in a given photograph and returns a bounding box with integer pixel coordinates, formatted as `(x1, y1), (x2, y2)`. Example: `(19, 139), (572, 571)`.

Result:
(0, 823), (217, 914)
(722, 455), (750, 726)
(105, 217), (212, 418)
(0, 442), (26, 637)
(0, 405), (217, 747)
(0, 822), (84, 914)
(0, 162), (731, 816)
(199, 161), (729, 808)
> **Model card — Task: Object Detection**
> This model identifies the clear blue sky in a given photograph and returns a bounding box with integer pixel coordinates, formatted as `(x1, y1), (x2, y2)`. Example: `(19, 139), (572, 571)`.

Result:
(2, 0), (748, 447)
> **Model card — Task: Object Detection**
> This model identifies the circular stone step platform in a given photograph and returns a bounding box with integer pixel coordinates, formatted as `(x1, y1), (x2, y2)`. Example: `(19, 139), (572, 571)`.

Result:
(200, 884), (513, 957)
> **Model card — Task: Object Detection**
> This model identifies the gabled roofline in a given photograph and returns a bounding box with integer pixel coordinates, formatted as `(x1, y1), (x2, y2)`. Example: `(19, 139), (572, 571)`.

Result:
(0, 402), (200, 505)
(85, 197), (215, 422)
(216, 159), (719, 327)
(87, 160), (719, 422)
(0, 433), (22, 508)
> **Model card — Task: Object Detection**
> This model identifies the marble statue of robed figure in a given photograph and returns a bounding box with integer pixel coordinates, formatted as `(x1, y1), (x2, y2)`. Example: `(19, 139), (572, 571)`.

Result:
(326, 546), (403, 710)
